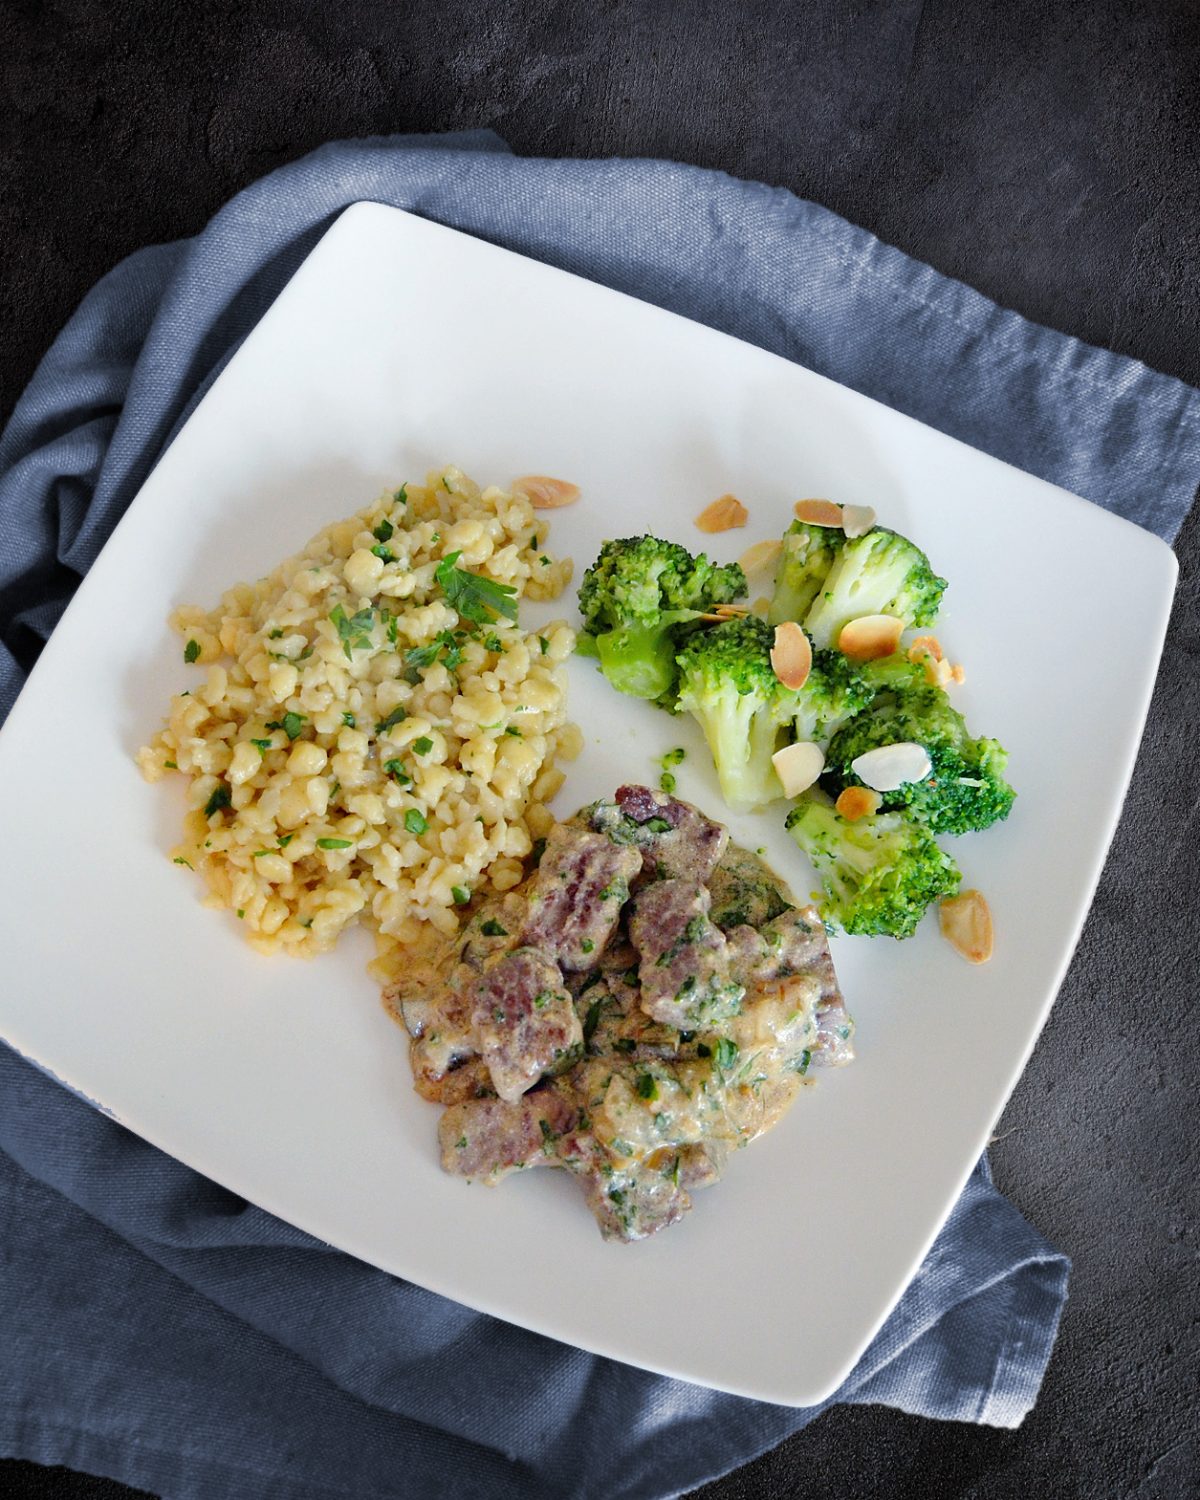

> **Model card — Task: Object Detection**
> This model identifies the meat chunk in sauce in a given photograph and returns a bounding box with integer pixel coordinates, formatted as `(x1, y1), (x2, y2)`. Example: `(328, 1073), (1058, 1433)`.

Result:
(588, 785), (728, 883)
(439, 1085), (577, 1185)
(627, 879), (744, 1029)
(519, 823), (641, 971)
(469, 948), (583, 1103)
(386, 787), (854, 1243)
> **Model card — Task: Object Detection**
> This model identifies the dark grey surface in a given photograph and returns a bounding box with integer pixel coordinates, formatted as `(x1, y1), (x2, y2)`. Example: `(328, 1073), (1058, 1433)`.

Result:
(1, 2), (1197, 1497)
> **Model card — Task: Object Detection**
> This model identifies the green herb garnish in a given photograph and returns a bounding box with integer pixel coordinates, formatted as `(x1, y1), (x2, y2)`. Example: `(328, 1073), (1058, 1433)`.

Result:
(317, 837), (352, 850)
(265, 712), (306, 741)
(404, 809), (428, 836)
(480, 918), (508, 938)
(435, 551), (519, 625)
(172, 856), (193, 868)
(412, 736), (433, 755)
(451, 885), (471, 906)
(184, 639), (200, 664)
(203, 785), (231, 818)
(375, 706), (407, 734)
(342, 712), (356, 728)
(372, 517), (394, 543)
(715, 1038), (739, 1072)
(636, 1074), (658, 1100)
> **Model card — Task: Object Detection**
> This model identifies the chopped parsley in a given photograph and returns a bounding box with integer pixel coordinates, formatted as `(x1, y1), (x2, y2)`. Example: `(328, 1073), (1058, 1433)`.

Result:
(662, 747), (686, 766)
(644, 816), (672, 834)
(251, 849), (272, 858)
(484, 632), (505, 652)
(530, 838), (547, 865)
(504, 726), (522, 738)
(183, 639), (200, 663)
(265, 711), (306, 741)
(538, 1119), (558, 1145)
(580, 938), (594, 954)
(715, 1038), (739, 1072)
(375, 706), (407, 735)
(236, 908), (245, 919)
(250, 737), (274, 754)
(371, 544), (394, 564)
(435, 551), (519, 624)
(659, 772), (676, 794)
(412, 736), (434, 756)
(317, 837), (352, 850)
(455, 1135), (467, 1149)
(277, 834), (294, 848)
(394, 484), (408, 505)
(341, 712), (356, 728)
(203, 785), (231, 818)
(404, 809), (428, 836)
(451, 885), (471, 906)
(636, 1074), (658, 1100)
(330, 603), (376, 659)
(538, 636), (550, 654)
(797, 1049), (812, 1076)
(172, 856), (193, 868)
(372, 517), (394, 543)
(533, 991), (552, 1010)
(480, 918), (508, 938)
(163, 760), (177, 769)
(384, 759), (411, 785)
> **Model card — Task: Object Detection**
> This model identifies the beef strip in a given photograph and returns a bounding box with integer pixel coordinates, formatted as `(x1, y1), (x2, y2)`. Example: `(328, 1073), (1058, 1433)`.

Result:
(469, 947), (583, 1102)
(518, 822), (641, 971)
(811, 991), (856, 1066)
(439, 1085), (577, 1184)
(588, 784), (728, 883)
(627, 878), (744, 1029)
(724, 905), (830, 987)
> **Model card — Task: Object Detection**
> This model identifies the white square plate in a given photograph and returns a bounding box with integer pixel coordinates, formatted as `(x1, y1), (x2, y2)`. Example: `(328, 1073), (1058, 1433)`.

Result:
(0, 204), (1176, 1405)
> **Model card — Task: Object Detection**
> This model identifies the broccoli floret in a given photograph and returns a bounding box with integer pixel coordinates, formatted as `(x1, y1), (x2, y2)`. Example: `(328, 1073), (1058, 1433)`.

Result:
(803, 527), (947, 649)
(768, 521), (845, 626)
(823, 668), (1016, 834)
(576, 536), (746, 703)
(675, 615), (791, 813)
(788, 648), (876, 744)
(785, 793), (961, 939)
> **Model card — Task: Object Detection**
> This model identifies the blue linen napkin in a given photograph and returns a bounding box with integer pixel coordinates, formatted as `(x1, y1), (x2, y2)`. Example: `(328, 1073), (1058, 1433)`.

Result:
(1, 130), (1197, 1500)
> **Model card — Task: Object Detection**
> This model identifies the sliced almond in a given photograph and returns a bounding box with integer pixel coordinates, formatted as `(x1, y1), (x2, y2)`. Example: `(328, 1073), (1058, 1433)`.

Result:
(513, 475), (581, 509)
(793, 498), (844, 528)
(908, 634), (944, 662)
(738, 537), (783, 575)
(838, 613), (904, 661)
(772, 741), (824, 798)
(770, 621), (812, 690)
(711, 602), (749, 617)
(695, 494), (749, 533)
(850, 740), (931, 792)
(835, 786), (882, 821)
(840, 503), (876, 538)
(939, 890), (993, 964)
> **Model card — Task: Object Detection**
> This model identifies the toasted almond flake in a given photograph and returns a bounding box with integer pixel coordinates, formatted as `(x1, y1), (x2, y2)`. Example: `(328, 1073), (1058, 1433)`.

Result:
(939, 889), (993, 964)
(850, 740), (932, 792)
(839, 613), (904, 661)
(908, 634), (944, 662)
(770, 621), (812, 690)
(738, 537), (783, 575)
(920, 656), (953, 689)
(712, 602), (750, 617)
(835, 786), (882, 821)
(772, 740), (824, 797)
(695, 493), (749, 533)
(793, 498), (844, 528)
(840, 503), (877, 538)
(951, 663), (966, 684)
(512, 475), (581, 509)
(751, 596), (771, 618)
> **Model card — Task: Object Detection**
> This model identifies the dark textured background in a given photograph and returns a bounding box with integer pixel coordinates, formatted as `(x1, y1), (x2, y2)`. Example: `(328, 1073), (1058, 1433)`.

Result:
(2, 1), (1198, 1497)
